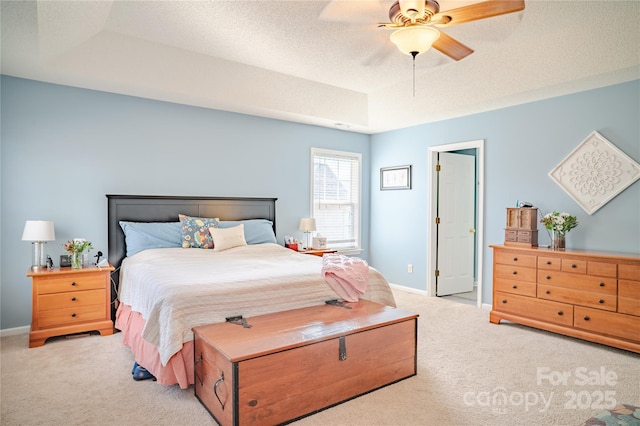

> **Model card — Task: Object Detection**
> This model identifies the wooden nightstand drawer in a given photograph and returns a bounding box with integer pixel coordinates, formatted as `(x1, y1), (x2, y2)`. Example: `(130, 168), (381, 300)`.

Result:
(36, 274), (106, 294)
(38, 304), (106, 328)
(574, 307), (640, 343)
(537, 270), (617, 294)
(537, 285), (616, 312)
(495, 291), (573, 327)
(38, 289), (106, 311)
(494, 278), (536, 297)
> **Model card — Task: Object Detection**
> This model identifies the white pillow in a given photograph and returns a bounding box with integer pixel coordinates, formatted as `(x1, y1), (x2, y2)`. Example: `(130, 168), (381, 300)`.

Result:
(209, 224), (247, 252)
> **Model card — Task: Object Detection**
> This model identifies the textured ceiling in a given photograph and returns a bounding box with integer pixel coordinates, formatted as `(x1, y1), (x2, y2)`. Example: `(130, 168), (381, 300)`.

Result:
(2, 1), (639, 134)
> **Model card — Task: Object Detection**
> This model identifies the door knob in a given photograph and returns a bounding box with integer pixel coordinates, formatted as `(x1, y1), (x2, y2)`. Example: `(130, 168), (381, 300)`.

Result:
(469, 228), (476, 233)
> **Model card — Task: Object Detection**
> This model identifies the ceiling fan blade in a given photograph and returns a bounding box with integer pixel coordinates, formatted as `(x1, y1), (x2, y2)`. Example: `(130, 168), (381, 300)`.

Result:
(433, 0), (525, 27)
(431, 31), (474, 61)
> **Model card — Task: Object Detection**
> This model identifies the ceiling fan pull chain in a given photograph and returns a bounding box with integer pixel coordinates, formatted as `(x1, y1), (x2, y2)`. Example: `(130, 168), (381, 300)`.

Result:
(411, 51), (418, 97)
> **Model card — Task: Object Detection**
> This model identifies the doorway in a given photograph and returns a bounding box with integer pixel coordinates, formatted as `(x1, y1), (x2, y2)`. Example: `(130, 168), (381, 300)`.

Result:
(427, 140), (485, 308)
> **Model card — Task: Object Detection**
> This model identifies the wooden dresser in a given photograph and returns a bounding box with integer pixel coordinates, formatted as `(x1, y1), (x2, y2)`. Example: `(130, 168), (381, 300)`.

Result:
(490, 245), (640, 353)
(27, 265), (115, 347)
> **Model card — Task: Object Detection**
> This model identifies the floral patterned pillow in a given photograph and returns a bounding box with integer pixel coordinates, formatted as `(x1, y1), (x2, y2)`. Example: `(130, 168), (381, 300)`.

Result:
(179, 214), (219, 249)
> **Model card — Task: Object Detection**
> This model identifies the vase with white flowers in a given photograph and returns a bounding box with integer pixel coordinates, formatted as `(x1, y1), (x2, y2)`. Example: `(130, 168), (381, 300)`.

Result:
(540, 212), (578, 250)
(64, 238), (93, 269)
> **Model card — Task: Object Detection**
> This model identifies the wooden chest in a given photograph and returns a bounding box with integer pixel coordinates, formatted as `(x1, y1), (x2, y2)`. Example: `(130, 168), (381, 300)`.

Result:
(192, 300), (418, 426)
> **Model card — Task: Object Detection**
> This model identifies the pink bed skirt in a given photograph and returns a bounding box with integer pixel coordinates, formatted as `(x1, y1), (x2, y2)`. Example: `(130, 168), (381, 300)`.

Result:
(115, 304), (194, 389)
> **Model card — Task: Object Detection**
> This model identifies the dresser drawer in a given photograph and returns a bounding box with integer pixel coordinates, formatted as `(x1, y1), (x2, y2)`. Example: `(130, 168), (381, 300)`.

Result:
(574, 307), (640, 343)
(494, 291), (573, 327)
(587, 261), (617, 278)
(538, 256), (561, 271)
(618, 279), (640, 316)
(494, 252), (537, 268)
(537, 270), (617, 294)
(38, 304), (106, 328)
(619, 264), (640, 281)
(38, 289), (106, 312)
(537, 285), (616, 312)
(561, 258), (587, 274)
(495, 264), (536, 283)
(35, 274), (106, 294)
(494, 278), (536, 297)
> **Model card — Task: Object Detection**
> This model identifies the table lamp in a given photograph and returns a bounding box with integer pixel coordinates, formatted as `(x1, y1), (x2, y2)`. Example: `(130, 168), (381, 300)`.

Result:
(298, 218), (316, 250)
(22, 220), (55, 271)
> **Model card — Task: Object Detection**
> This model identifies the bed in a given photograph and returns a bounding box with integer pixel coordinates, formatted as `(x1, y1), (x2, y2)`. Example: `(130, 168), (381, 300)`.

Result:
(107, 195), (396, 389)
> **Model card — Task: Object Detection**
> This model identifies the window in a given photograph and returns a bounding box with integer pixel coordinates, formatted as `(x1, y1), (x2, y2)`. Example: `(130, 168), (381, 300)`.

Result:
(310, 148), (361, 251)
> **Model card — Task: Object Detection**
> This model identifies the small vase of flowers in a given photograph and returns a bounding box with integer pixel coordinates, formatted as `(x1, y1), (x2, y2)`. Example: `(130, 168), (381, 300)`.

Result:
(540, 212), (578, 250)
(64, 238), (93, 269)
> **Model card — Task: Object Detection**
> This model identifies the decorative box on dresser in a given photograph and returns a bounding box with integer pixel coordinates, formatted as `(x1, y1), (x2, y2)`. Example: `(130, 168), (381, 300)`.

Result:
(504, 207), (538, 247)
(27, 265), (115, 348)
(490, 245), (640, 353)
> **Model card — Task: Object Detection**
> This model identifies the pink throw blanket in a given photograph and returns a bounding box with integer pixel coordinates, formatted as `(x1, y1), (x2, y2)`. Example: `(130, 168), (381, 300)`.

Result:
(321, 254), (369, 302)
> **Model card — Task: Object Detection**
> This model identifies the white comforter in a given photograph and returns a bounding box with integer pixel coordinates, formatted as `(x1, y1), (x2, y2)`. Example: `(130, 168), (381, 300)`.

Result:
(118, 243), (396, 365)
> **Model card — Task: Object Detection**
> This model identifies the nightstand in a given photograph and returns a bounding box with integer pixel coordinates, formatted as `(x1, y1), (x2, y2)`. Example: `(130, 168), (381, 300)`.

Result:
(301, 249), (338, 257)
(27, 265), (115, 348)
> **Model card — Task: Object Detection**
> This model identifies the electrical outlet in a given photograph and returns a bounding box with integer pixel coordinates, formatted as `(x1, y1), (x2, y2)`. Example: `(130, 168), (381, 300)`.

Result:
(408, 264), (413, 273)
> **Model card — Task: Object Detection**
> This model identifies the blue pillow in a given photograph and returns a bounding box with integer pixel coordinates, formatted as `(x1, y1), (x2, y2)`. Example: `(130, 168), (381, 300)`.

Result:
(119, 221), (182, 256)
(217, 219), (276, 244)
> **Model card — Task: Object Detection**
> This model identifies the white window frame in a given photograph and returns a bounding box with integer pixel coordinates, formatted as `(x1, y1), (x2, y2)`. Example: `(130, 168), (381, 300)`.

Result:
(310, 148), (362, 253)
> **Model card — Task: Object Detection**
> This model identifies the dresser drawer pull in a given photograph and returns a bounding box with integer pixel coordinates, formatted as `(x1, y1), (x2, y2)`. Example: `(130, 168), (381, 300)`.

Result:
(512, 285), (517, 289)
(502, 299), (507, 304)
(599, 282), (605, 287)
(584, 316), (590, 321)
(513, 257), (518, 261)
(546, 275), (551, 280)
(71, 297), (77, 302)
(557, 311), (563, 316)
(71, 313), (77, 318)
(512, 271), (517, 275)
(545, 290), (550, 294)
(71, 282), (77, 286)
(571, 264), (577, 268)
(598, 299), (604, 304)
(546, 260), (551, 265)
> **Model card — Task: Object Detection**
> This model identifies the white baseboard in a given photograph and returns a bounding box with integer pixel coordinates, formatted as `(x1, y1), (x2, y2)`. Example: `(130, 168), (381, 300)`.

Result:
(389, 283), (430, 296)
(481, 303), (492, 311)
(0, 325), (30, 337)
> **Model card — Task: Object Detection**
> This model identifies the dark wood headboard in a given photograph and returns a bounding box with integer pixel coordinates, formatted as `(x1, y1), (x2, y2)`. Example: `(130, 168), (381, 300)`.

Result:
(106, 195), (277, 319)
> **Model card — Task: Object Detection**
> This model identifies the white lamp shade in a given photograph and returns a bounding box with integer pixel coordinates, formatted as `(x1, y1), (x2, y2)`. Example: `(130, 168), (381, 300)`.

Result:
(22, 220), (56, 241)
(299, 218), (317, 232)
(390, 26), (440, 56)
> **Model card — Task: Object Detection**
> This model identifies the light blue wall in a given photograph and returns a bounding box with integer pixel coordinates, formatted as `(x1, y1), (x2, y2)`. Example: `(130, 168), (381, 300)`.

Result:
(370, 80), (640, 304)
(2, 76), (639, 329)
(0, 76), (371, 330)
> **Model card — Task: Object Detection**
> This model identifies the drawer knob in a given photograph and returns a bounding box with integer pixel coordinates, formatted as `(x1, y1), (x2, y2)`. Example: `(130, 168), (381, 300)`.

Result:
(71, 313), (76, 318)
(584, 316), (590, 321)
(571, 264), (577, 268)
(512, 271), (517, 275)
(598, 299), (604, 304)
(546, 260), (551, 265)
(557, 311), (563, 316)
(71, 297), (77, 302)
(599, 282), (605, 287)
(546, 275), (551, 280)
(502, 299), (507, 304)
(545, 290), (550, 295)
(512, 285), (517, 289)
(71, 282), (77, 286)
(513, 257), (518, 261)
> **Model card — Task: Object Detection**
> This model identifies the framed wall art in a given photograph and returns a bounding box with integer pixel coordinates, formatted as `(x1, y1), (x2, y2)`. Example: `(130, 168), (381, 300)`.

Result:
(380, 165), (412, 190)
(549, 131), (640, 215)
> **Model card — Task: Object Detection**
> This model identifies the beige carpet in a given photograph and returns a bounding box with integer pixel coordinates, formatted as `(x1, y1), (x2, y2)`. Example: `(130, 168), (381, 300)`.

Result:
(1, 288), (638, 426)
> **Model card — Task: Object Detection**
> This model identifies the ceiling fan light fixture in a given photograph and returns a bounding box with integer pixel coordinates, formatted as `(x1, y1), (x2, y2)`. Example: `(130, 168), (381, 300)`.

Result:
(390, 26), (440, 56)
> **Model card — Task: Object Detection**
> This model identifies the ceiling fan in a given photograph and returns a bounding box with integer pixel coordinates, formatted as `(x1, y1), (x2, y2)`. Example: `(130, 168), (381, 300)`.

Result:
(379, 0), (525, 61)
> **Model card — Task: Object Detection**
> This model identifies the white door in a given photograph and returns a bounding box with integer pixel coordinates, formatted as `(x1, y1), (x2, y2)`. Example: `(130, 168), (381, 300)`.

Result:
(436, 152), (475, 296)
